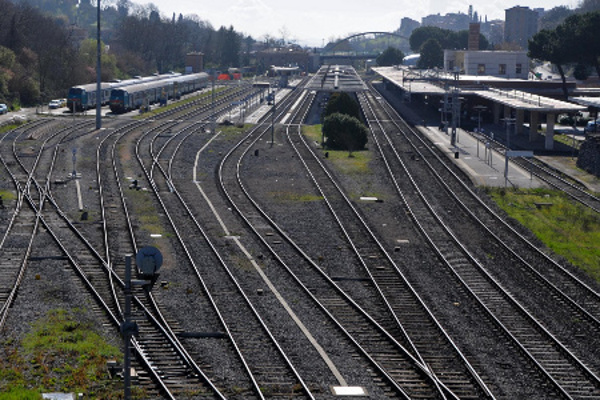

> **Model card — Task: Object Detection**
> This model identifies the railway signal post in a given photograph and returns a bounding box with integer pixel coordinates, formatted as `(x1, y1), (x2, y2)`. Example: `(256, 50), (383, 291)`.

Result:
(121, 247), (163, 399)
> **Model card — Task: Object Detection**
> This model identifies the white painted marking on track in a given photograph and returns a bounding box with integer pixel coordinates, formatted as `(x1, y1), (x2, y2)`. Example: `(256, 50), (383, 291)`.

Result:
(75, 179), (84, 210)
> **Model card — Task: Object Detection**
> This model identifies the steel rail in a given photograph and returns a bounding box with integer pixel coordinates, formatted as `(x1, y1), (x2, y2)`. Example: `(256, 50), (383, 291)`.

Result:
(361, 89), (600, 398)
(217, 86), (454, 399)
(140, 107), (316, 400)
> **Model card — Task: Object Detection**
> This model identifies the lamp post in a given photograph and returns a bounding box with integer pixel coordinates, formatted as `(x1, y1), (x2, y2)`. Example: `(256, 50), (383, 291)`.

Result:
(96, 0), (101, 130)
(268, 89), (276, 147)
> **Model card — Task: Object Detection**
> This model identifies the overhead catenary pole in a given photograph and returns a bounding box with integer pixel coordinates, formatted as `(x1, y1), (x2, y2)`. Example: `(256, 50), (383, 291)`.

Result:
(96, 0), (101, 130)
(270, 88), (275, 147)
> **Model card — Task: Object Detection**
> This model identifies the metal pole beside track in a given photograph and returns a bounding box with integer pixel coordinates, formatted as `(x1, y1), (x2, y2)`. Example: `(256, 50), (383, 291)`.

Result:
(123, 255), (133, 400)
(96, 0), (101, 130)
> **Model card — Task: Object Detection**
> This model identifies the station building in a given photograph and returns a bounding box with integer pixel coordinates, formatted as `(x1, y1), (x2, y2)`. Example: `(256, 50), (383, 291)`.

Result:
(444, 50), (529, 80)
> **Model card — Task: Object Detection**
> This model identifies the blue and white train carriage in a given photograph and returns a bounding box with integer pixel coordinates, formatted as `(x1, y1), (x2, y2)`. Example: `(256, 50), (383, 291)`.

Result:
(109, 73), (209, 114)
(67, 72), (181, 112)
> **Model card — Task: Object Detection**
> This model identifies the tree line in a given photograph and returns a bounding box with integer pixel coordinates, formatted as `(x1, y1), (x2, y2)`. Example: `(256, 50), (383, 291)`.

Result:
(0, 0), (251, 108)
(529, 11), (600, 98)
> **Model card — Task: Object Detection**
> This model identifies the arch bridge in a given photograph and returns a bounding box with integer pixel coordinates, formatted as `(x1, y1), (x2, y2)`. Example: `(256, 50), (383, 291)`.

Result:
(321, 31), (410, 62)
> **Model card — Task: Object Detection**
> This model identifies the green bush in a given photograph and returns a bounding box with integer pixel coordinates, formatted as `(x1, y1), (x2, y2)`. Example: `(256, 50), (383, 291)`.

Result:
(322, 113), (368, 154)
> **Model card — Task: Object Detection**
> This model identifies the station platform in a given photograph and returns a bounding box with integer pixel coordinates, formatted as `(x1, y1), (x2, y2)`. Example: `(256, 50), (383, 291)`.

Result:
(381, 87), (600, 191)
(418, 123), (545, 188)
(374, 82), (547, 188)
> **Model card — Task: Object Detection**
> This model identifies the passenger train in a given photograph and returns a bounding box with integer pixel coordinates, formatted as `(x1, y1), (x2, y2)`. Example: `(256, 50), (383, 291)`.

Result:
(109, 72), (209, 114)
(67, 72), (181, 112)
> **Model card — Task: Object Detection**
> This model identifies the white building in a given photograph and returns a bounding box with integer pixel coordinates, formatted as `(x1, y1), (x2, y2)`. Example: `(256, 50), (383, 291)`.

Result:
(444, 50), (529, 79)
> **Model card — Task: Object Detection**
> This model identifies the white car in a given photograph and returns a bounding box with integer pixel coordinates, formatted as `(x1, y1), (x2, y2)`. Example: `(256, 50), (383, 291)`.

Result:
(48, 99), (62, 109)
(0, 103), (7, 114)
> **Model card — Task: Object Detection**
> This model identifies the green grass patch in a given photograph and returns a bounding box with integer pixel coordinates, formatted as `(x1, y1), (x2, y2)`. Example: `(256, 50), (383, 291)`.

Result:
(303, 124), (324, 144)
(218, 123), (251, 137)
(301, 125), (371, 175)
(0, 189), (16, 201)
(125, 188), (162, 233)
(325, 150), (371, 175)
(552, 134), (581, 150)
(487, 187), (600, 282)
(0, 388), (42, 400)
(0, 309), (126, 398)
(269, 191), (323, 202)
(0, 124), (22, 135)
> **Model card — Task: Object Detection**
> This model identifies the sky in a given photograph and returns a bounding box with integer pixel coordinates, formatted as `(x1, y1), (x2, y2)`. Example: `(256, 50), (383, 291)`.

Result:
(135, 0), (580, 47)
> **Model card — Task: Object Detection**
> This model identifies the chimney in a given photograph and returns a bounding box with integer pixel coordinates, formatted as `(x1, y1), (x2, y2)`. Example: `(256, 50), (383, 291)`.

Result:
(468, 23), (480, 50)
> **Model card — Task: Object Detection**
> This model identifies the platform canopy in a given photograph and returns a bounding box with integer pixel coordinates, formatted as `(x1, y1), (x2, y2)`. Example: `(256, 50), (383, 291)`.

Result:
(476, 88), (585, 113)
(569, 96), (600, 109)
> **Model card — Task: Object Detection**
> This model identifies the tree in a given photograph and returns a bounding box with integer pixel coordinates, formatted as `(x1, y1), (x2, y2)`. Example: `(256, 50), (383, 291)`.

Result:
(323, 92), (360, 120)
(576, 11), (600, 79)
(322, 113), (368, 155)
(573, 63), (591, 80)
(417, 38), (443, 69)
(579, 0), (600, 13)
(539, 6), (573, 30)
(79, 39), (119, 81)
(0, 46), (15, 102)
(528, 28), (575, 99)
(376, 46), (405, 66)
(410, 26), (448, 52)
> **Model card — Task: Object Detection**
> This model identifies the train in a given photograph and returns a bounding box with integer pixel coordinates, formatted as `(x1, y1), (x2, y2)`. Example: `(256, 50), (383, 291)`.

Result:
(67, 72), (181, 112)
(109, 72), (209, 114)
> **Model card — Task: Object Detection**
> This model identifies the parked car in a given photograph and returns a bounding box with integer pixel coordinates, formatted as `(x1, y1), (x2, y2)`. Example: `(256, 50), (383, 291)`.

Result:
(0, 103), (7, 114)
(48, 99), (62, 109)
(584, 119), (600, 134)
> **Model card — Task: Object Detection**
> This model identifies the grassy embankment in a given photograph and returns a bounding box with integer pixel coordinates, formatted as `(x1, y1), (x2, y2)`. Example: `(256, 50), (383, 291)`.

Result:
(486, 187), (600, 282)
(0, 309), (131, 399)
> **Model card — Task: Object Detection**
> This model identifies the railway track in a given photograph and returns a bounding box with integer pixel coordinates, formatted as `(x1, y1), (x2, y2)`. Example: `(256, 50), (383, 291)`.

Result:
(283, 91), (494, 399)
(360, 87), (600, 398)
(0, 119), (91, 328)
(2, 71), (599, 399)
(135, 103), (317, 398)
(94, 120), (224, 398)
(452, 122), (600, 213)
(216, 82), (462, 398)
(367, 85), (600, 339)
(149, 83), (263, 123)
(514, 156), (600, 212)
(0, 115), (228, 398)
